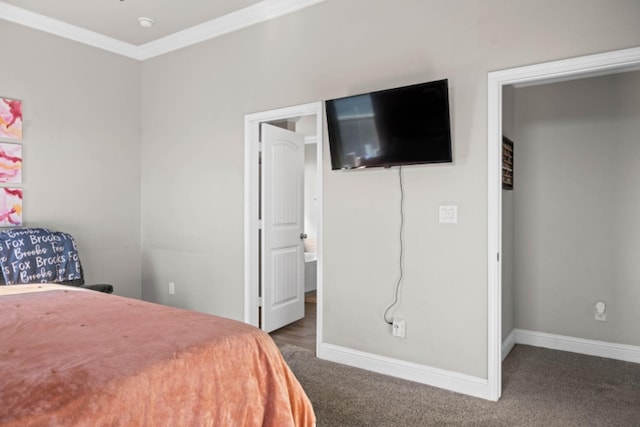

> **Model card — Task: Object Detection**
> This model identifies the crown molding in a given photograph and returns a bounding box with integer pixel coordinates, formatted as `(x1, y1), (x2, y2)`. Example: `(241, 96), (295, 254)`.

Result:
(0, 1), (139, 59)
(138, 0), (325, 60)
(0, 0), (325, 61)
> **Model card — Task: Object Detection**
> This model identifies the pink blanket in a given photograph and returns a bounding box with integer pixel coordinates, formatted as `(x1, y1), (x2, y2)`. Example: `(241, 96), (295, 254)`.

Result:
(0, 288), (315, 426)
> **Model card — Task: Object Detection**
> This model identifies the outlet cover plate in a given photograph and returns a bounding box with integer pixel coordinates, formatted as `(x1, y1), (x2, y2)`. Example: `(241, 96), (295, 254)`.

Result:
(392, 318), (406, 338)
(439, 205), (458, 224)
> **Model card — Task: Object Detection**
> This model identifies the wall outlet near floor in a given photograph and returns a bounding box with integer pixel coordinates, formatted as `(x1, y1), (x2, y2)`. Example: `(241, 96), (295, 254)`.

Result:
(392, 318), (406, 338)
(595, 301), (606, 321)
(169, 282), (175, 295)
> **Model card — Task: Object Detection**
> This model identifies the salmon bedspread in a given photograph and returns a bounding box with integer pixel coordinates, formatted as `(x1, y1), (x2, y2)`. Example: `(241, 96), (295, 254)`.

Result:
(0, 285), (315, 426)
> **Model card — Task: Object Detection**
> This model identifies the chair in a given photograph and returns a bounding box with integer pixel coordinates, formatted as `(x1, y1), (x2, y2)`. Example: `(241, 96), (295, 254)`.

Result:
(0, 228), (113, 293)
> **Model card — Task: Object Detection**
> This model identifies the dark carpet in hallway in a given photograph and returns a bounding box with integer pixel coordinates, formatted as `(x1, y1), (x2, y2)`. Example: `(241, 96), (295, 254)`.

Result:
(279, 343), (640, 426)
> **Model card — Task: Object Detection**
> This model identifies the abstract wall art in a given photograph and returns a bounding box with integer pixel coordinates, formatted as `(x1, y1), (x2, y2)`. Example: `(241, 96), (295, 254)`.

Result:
(0, 187), (22, 227)
(0, 143), (22, 184)
(502, 136), (514, 190)
(0, 97), (22, 141)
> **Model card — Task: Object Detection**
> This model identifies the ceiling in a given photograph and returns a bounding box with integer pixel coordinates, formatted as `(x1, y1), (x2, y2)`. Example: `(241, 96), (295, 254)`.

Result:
(0, 0), (324, 60)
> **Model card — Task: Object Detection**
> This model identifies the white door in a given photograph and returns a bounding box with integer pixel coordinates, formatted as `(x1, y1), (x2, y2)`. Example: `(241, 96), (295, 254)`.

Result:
(261, 123), (305, 332)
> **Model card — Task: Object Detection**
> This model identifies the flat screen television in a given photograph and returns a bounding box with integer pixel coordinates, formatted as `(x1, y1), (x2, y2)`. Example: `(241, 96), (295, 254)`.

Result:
(325, 79), (452, 170)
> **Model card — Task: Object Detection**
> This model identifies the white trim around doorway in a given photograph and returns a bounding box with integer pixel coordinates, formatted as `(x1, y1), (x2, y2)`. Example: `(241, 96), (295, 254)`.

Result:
(487, 46), (640, 401)
(243, 101), (324, 350)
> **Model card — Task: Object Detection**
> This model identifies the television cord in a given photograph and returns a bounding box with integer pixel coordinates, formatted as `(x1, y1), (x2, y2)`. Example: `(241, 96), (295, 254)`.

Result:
(383, 166), (405, 325)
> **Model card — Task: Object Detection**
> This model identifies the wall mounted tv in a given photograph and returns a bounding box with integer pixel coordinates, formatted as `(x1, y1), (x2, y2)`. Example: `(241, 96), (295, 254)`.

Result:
(325, 79), (452, 170)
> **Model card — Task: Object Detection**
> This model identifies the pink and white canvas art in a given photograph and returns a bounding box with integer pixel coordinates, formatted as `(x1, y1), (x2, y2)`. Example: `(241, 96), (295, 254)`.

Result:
(0, 187), (22, 227)
(0, 97), (22, 141)
(0, 143), (22, 183)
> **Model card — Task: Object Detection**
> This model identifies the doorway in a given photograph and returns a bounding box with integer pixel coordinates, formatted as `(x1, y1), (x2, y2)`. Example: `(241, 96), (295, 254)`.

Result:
(244, 102), (323, 349)
(487, 47), (640, 401)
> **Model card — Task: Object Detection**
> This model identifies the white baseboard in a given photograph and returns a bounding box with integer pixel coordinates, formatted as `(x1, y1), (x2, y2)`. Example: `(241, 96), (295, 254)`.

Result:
(504, 329), (640, 364)
(502, 329), (516, 361)
(316, 331), (640, 403)
(317, 343), (491, 400)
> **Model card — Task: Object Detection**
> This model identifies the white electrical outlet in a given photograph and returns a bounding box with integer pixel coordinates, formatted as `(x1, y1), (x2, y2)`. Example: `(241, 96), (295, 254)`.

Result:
(169, 282), (175, 295)
(392, 318), (406, 338)
(595, 301), (606, 321)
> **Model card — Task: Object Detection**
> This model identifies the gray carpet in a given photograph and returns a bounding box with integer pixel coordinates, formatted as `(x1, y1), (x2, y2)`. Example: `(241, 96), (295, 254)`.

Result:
(279, 344), (640, 426)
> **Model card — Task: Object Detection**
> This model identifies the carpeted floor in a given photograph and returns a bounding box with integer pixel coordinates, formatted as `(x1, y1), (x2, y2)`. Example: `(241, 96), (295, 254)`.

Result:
(279, 343), (640, 426)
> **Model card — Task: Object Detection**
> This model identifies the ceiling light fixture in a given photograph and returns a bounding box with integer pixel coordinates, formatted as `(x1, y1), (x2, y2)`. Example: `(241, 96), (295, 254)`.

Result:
(138, 17), (154, 28)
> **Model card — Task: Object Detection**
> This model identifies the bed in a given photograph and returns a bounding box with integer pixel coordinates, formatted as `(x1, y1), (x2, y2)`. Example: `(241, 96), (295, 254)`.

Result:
(0, 284), (315, 426)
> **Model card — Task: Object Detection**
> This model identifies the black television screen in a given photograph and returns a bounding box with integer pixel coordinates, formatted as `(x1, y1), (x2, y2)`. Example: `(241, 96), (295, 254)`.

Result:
(325, 79), (452, 170)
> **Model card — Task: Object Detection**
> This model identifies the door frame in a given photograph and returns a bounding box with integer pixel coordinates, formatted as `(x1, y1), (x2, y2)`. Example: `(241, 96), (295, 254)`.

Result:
(486, 46), (640, 401)
(244, 102), (323, 342)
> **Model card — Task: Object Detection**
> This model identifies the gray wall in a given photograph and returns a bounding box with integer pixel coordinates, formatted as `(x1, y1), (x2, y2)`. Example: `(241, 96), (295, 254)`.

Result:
(139, 0), (640, 378)
(0, 22), (142, 298)
(514, 71), (640, 346)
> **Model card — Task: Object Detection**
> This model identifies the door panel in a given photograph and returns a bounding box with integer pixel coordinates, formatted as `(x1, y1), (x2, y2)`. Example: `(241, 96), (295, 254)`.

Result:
(261, 123), (305, 332)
